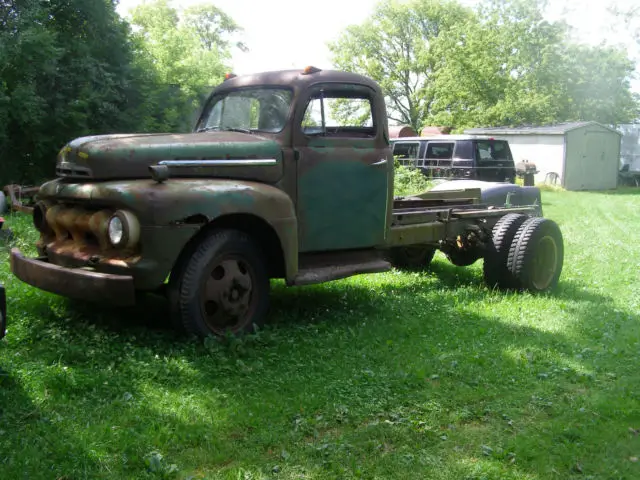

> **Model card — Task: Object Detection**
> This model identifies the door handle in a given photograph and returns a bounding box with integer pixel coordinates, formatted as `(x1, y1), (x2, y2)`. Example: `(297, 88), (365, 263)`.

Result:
(372, 159), (387, 166)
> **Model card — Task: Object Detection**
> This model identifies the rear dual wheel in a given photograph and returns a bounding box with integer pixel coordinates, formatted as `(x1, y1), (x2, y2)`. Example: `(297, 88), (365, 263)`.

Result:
(507, 217), (563, 292)
(483, 213), (528, 288)
(484, 214), (563, 292)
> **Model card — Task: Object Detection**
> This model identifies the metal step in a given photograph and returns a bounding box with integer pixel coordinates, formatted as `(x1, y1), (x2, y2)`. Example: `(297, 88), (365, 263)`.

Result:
(292, 250), (390, 286)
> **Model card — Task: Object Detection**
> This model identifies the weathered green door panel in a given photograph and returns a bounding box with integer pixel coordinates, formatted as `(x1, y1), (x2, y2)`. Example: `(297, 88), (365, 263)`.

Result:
(292, 81), (392, 253)
(296, 150), (389, 252)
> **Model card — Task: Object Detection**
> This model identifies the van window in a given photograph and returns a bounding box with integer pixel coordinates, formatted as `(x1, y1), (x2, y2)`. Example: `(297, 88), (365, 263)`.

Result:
(393, 142), (419, 158)
(426, 143), (454, 159)
(453, 140), (473, 159)
(392, 142), (420, 166)
(425, 142), (454, 167)
(475, 140), (511, 162)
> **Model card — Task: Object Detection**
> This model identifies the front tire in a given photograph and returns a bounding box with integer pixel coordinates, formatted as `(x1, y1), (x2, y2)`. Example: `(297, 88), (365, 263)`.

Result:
(175, 229), (270, 337)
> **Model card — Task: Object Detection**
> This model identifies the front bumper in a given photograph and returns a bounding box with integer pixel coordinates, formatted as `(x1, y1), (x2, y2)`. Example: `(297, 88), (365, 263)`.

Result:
(0, 284), (6, 339)
(10, 248), (136, 306)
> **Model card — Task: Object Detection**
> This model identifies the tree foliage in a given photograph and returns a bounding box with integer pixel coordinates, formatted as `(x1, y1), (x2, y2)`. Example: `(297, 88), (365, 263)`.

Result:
(0, 0), (146, 184)
(329, 0), (473, 131)
(128, 0), (244, 89)
(329, 0), (640, 132)
(0, 0), (245, 185)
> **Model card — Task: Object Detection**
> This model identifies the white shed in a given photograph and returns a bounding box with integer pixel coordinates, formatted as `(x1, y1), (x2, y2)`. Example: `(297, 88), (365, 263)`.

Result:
(464, 122), (622, 191)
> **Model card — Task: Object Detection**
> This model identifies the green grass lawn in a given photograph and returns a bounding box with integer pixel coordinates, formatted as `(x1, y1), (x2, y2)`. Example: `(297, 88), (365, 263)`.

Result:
(1, 189), (640, 479)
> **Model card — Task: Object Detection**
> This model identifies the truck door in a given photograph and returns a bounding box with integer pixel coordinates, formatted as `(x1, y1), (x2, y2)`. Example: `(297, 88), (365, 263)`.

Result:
(293, 83), (391, 252)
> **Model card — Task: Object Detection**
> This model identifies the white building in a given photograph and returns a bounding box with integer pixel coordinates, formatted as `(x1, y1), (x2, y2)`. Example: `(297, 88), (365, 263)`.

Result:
(618, 124), (640, 173)
(465, 122), (622, 191)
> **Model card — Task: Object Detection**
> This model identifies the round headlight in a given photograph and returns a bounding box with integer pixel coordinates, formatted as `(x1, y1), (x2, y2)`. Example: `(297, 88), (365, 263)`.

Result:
(108, 216), (124, 246)
(106, 210), (140, 249)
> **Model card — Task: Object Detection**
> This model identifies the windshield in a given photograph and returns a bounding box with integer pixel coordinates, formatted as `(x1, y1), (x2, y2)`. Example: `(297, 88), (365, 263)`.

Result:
(196, 88), (293, 133)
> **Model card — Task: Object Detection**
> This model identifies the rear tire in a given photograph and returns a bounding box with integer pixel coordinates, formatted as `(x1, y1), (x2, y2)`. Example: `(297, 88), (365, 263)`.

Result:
(507, 217), (563, 292)
(483, 213), (528, 289)
(388, 245), (436, 270)
(174, 229), (270, 337)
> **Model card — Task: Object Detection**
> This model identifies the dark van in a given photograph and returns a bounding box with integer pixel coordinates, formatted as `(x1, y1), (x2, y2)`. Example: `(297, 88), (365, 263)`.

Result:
(391, 135), (516, 183)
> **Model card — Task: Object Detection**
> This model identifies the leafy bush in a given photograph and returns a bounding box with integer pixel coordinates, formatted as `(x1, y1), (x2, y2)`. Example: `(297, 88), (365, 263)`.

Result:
(394, 163), (433, 197)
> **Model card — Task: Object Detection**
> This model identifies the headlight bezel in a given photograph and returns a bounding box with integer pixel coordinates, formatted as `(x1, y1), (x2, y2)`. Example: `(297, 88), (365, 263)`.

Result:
(107, 210), (140, 250)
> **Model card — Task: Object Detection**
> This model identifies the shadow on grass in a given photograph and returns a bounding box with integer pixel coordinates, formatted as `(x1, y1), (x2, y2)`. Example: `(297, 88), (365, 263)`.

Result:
(0, 362), (99, 478)
(45, 254), (617, 343)
(2, 257), (638, 478)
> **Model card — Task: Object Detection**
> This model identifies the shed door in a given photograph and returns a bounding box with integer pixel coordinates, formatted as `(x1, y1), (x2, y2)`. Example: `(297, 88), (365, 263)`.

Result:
(580, 132), (613, 190)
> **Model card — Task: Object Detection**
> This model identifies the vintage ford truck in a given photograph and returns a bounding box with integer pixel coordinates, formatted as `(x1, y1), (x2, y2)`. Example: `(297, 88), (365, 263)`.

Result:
(8, 67), (564, 338)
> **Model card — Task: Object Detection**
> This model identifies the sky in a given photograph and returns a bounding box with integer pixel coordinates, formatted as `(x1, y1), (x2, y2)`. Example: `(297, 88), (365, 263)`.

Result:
(115, 0), (639, 90)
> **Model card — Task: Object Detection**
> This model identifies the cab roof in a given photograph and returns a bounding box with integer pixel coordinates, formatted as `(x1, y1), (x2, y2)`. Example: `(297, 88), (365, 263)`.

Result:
(212, 68), (383, 95)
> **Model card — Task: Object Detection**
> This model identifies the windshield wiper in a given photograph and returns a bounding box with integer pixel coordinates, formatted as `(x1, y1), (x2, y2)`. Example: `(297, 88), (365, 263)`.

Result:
(196, 126), (254, 134)
(221, 127), (253, 134)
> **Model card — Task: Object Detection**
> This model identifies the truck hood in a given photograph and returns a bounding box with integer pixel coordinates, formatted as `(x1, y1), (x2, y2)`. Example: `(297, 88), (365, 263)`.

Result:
(55, 131), (283, 183)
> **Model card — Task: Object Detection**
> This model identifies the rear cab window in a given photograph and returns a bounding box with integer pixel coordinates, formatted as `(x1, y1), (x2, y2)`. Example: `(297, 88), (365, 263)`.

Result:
(474, 140), (512, 162)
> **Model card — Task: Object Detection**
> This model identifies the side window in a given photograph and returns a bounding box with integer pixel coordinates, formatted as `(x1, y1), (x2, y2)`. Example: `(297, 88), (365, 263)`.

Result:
(301, 88), (375, 138)
(425, 142), (454, 167)
(392, 142), (420, 166)
(453, 140), (473, 159)
(426, 143), (454, 159)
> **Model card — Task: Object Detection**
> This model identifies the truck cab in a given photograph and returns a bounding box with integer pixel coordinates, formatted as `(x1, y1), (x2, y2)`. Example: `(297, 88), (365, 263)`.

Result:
(10, 67), (563, 338)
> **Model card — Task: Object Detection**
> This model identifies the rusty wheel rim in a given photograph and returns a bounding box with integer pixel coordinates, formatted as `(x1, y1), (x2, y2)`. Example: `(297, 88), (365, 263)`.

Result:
(200, 255), (255, 334)
(531, 235), (558, 290)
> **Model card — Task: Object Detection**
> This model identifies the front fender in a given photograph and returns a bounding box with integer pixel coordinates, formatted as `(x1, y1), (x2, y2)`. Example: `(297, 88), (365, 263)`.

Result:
(38, 178), (298, 284)
(39, 178), (295, 224)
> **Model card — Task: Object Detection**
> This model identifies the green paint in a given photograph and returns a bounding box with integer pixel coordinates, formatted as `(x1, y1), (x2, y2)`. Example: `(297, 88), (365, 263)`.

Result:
(297, 159), (388, 252)
(57, 132), (283, 181)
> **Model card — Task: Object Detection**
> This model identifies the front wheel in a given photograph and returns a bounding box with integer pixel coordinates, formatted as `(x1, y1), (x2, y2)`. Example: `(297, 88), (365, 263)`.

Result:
(173, 229), (270, 337)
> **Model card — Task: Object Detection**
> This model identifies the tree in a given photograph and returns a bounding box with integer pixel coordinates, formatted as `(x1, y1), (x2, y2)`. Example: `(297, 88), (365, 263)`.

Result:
(330, 0), (639, 131)
(328, 0), (474, 132)
(556, 43), (640, 124)
(0, 0), (149, 184)
(430, 0), (572, 129)
(124, 0), (247, 133)
(183, 3), (247, 55)
(127, 0), (245, 89)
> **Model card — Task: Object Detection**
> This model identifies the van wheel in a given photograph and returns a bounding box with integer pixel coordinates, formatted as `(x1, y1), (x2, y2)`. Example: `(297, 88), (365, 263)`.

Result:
(174, 229), (270, 337)
(507, 217), (564, 292)
(388, 246), (436, 270)
(483, 213), (528, 289)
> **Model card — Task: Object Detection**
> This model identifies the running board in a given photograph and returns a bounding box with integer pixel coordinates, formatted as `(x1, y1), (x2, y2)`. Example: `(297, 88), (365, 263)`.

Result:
(291, 250), (391, 286)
